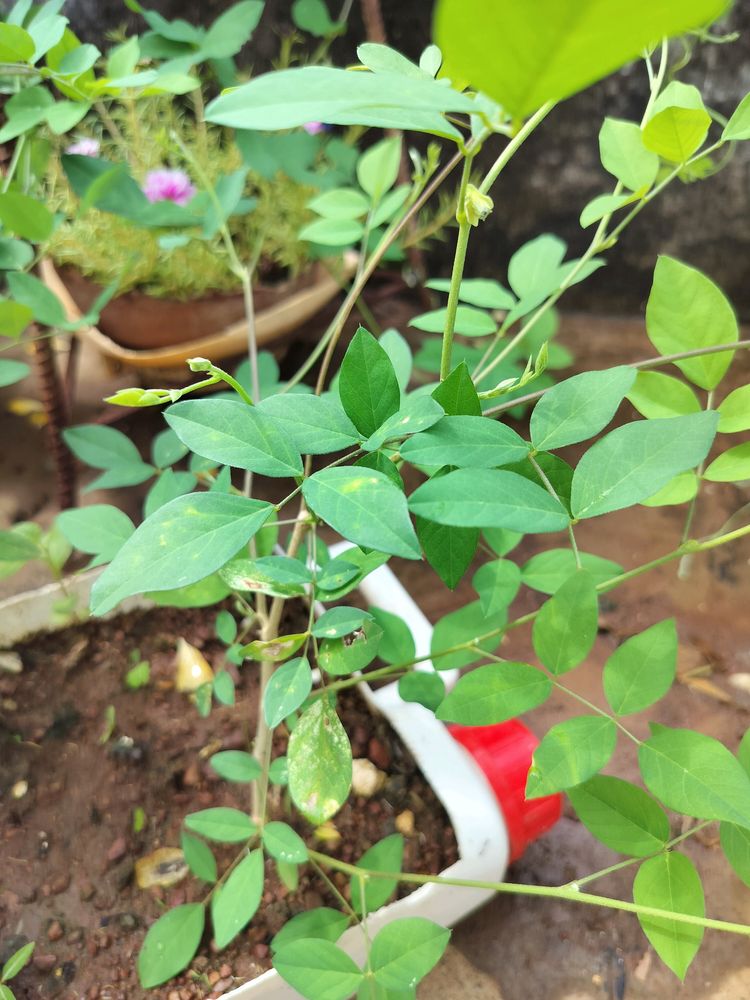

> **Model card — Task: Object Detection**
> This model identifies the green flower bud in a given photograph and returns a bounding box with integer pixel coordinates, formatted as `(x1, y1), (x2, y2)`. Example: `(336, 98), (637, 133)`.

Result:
(464, 184), (494, 226)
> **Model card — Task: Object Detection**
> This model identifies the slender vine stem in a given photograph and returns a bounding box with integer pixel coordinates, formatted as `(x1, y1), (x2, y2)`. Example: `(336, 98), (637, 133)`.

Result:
(315, 522), (750, 699)
(527, 453), (581, 568)
(306, 850), (750, 938)
(484, 339), (750, 418)
(439, 153), (475, 381)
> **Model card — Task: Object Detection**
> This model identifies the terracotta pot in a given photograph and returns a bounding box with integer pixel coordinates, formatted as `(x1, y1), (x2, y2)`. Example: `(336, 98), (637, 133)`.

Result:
(39, 253), (357, 377)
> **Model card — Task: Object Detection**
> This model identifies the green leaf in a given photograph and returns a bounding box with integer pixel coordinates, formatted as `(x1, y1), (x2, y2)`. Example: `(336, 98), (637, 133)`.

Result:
(521, 548), (621, 595)
(409, 305), (496, 337)
(627, 371), (701, 420)
(213, 671), (235, 706)
(704, 443), (750, 482)
(379, 328), (412, 393)
(303, 467), (420, 559)
(7, 271), (66, 327)
(398, 672), (446, 712)
(434, 0), (727, 120)
(0, 983), (13, 1000)
(292, 0), (341, 36)
(432, 361), (481, 416)
(483, 527), (523, 556)
(370, 918), (450, 990)
(63, 423), (143, 469)
(263, 822), (308, 864)
(166, 399), (302, 477)
(241, 632), (308, 663)
(598, 118), (659, 191)
(526, 716), (617, 798)
(357, 136), (401, 203)
(604, 620), (678, 715)
(211, 849), (264, 948)
(532, 571), (598, 675)
(257, 392), (360, 457)
(645, 257), (737, 390)
(0, 192), (53, 241)
(0, 23), (35, 62)
(0, 236), (33, 270)
(210, 750), (261, 783)
(436, 661), (551, 725)
(401, 415), (528, 469)
(416, 518), (478, 590)
(152, 427), (189, 467)
(263, 657), (313, 727)
(723, 91), (750, 141)
(0, 358), (31, 386)
(309, 187), (370, 220)
(269, 756), (289, 786)
(641, 470), (699, 507)
(271, 908), (349, 953)
(221, 555), (311, 598)
(579, 191), (638, 228)
(409, 468), (569, 533)
(90, 493), (273, 615)
(319, 618), (383, 676)
(426, 277), (515, 310)
(472, 559), (521, 616)
(351, 834), (403, 916)
(56, 504), (134, 564)
(639, 725), (750, 827)
(338, 327), (401, 437)
(368, 608), (416, 664)
(717, 384), (750, 433)
(288, 699), (352, 824)
(180, 830), (217, 883)
(363, 395), (444, 451)
(720, 822), (750, 887)
(138, 904), (204, 988)
(205, 65), (476, 138)
(570, 412), (718, 519)
(273, 939), (363, 1000)
(313, 607), (372, 640)
(530, 366), (635, 451)
(633, 852), (704, 980)
(643, 103), (711, 163)
(430, 600), (506, 671)
(568, 776), (670, 857)
(2, 942), (35, 982)
(358, 42), (428, 79)
(143, 469), (197, 518)
(299, 217), (363, 245)
(201, 1), (264, 59)
(185, 807), (256, 843)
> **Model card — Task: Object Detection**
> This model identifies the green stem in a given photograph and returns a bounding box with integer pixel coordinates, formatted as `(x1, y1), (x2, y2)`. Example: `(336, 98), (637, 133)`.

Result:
(678, 390), (714, 578)
(568, 821), (712, 890)
(527, 453), (581, 568)
(316, 523), (750, 699)
(485, 339), (750, 418)
(2, 134), (26, 194)
(477, 101), (555, 196)
(439, 154), (474, 381)
(307, 850), (750, 938)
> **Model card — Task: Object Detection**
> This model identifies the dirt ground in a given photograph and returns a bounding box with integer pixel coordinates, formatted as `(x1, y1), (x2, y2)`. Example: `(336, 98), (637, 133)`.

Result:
(2, 299), (750, 999)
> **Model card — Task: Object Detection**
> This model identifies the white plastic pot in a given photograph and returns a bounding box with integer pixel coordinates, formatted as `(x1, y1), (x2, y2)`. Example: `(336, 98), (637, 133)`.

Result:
(0, 558), (552, 1000)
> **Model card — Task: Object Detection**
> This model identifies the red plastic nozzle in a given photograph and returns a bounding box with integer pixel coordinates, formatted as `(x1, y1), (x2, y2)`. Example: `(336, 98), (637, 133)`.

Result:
(448, 720), (562, 862)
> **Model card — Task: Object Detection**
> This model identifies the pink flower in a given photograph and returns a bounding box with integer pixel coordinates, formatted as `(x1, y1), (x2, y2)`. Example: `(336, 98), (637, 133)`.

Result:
(302, 121), (325, 135)
(66, 137), (101, 157)
(142, 168), (196, 207)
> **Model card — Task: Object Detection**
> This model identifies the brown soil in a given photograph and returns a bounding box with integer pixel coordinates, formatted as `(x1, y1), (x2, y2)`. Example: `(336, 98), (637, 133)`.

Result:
(0, 601), (457, 1000)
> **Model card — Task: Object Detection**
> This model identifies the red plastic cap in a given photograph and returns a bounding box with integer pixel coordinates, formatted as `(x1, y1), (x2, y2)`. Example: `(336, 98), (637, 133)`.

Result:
(448, 720), (562, 862)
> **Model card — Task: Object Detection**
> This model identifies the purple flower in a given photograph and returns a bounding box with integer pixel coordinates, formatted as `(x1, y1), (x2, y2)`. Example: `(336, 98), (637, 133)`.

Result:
(66, 137), (101, 157)
(302, 121), (326, 135)
(142, 168), (196, 207)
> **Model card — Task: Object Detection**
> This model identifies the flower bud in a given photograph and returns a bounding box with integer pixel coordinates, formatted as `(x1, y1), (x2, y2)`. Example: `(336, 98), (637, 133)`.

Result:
(464, 184), (494, 226)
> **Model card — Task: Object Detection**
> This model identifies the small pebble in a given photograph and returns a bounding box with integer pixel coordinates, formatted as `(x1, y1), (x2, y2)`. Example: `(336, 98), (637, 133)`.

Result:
(106, 837), (127, 864)
(11, 780), (28, 800)
(213, 979), (232, 993)
(79, 881), (96, 902)
(253, 943), (269, 960)
(47, 920), (64, 942)
(87, 987), (99, 1000)
(168, 991), (180, 1000)
(367, 737), (390, 770)
(33, 953), (58, 973)
(395, 809), (415, 836)
(50, 873), (70, 895)
(219, 964), (232, 979)
(0, 651), (22, 674)
(351, 758), (386, 798)
(208, 971), (220, 986)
